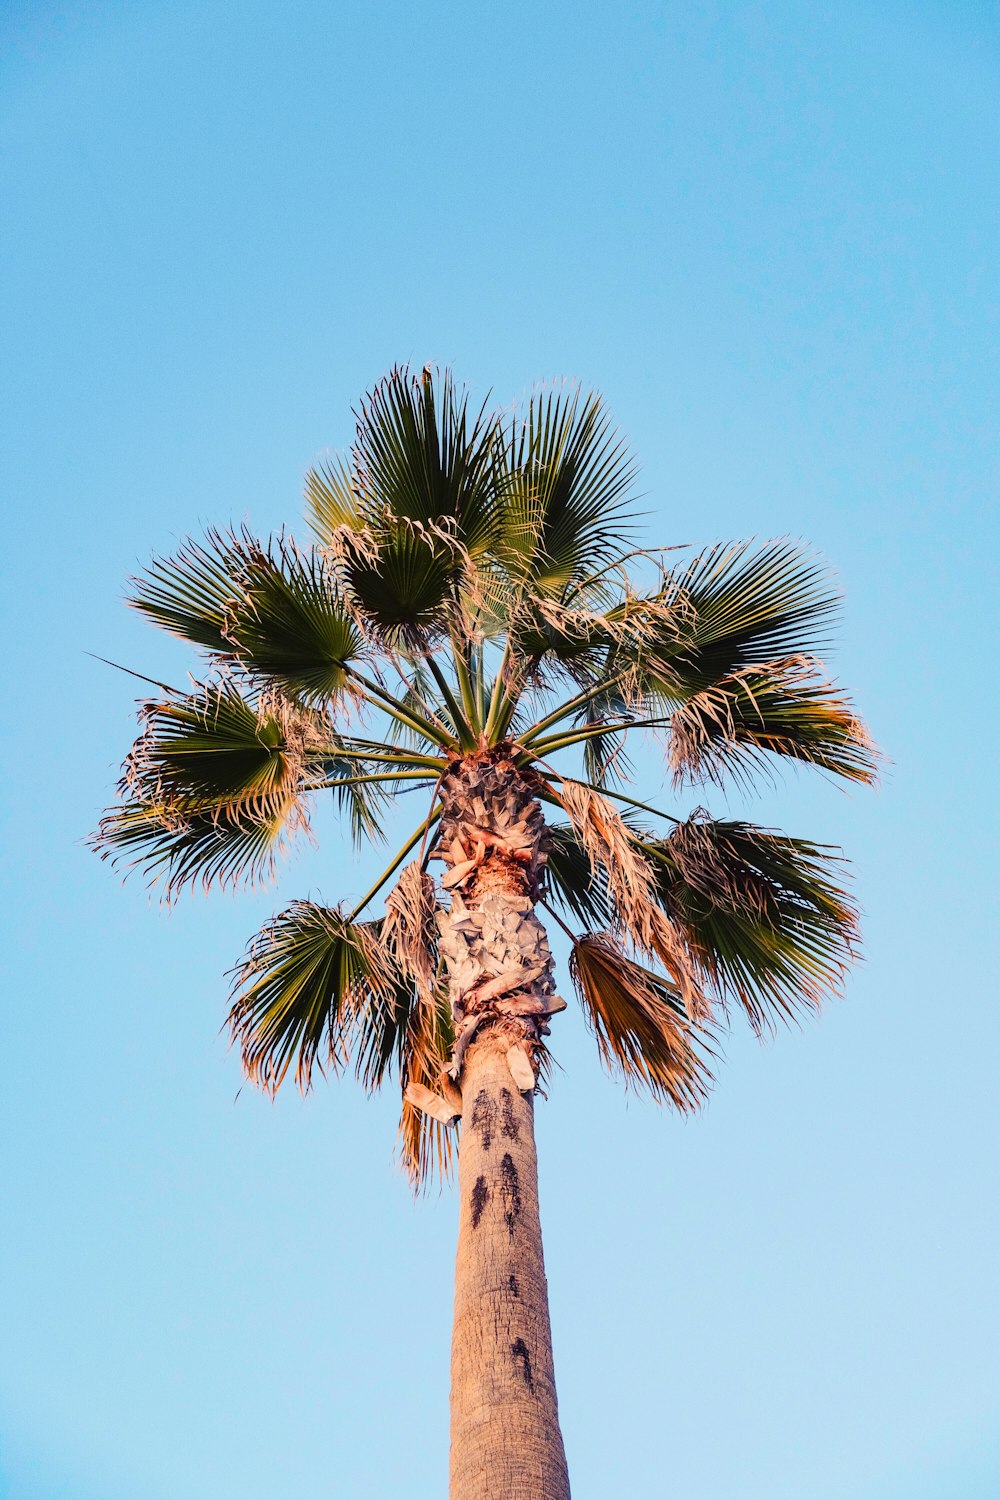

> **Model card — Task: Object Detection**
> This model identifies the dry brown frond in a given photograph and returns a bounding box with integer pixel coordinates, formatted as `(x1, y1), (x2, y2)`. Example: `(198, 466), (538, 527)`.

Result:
(569, 933), (711, 1111)
(556, 780), (707, 1017)
(382, 862), (440, 1006)
(398, 987), (456, 1189)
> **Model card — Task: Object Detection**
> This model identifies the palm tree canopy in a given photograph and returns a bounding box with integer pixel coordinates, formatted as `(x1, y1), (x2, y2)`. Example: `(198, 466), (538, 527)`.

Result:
(94, 365), (876, 1184)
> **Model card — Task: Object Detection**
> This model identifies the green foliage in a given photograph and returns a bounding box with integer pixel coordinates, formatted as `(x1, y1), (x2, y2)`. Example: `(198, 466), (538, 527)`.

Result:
(95, 798), (297, 897)
(229, 903), (403, 1092)
(498, 386), (637, 593)
(129, 529), (246, 650)
(667, 658), (877, 789)
(543, 822), (612, 928)
(96, 363), (876, 1185)
(639, 814), (859, 1030)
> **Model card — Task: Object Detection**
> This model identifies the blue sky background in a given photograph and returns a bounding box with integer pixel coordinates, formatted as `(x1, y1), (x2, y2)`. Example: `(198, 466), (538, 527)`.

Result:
(2, 2), (998, 1496)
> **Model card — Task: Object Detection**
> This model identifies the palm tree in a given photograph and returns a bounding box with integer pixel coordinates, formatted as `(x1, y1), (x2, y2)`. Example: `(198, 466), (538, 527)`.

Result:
(94, 366), (875, 1500)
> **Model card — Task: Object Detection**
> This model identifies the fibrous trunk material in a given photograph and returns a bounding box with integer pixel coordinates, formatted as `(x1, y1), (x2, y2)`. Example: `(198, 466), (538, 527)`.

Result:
(434, 747), (571, 1500)
(434, 747), (566, 1083)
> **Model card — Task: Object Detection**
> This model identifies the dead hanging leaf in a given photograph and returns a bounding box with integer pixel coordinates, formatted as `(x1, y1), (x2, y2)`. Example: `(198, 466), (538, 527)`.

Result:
(556, 780), (707, 1018)
(569, 932), (711, 1112)
(404, 1081), (461, 1125)
(382, 862), (439, 1006)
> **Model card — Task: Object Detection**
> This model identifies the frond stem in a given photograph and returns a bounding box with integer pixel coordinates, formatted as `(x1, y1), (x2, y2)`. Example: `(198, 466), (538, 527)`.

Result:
(347, 808), (443, 921)
(310, 771), (435, 791)
(530, 714), (672, 757)
(346, 668), (458, 750)
(519, 666), (634, 746)
(536, 771), (680, 824)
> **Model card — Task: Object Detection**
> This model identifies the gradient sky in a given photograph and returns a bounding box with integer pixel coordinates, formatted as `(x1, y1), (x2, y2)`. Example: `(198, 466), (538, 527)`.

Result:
(2, 3), (998, 1497)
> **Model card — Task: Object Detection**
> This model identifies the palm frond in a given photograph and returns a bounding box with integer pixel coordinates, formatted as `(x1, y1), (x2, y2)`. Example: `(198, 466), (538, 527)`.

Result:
(397, 987), (456, 1189)
(93, 797), (301, 897)
(130, 529), (366, 705)
(122, 683), (327, 820)
(351, 365), (501, 553)
(223, 537), (365, 703)
(339, 521), (462, 645)
(229, 902), (409, 1093)
(663, 540), (840, 683)
(499, 386), (637, 594)
(639, 814), (859, 1031)
(543, 822), (613, 929)
(304, 451), (364, 541)
(556, 780), (705, 1015)
(352, 859), (456, 1187)
(569, 933), (710, 1110)
(128, 529), (246, 650)
(668, 656), (878, 788)
(382, 863), (439, 1005)
(92, 682), (323, 895)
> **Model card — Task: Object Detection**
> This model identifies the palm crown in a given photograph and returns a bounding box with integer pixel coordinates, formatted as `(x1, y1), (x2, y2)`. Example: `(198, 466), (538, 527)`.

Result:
(95, 365), (876, 1186)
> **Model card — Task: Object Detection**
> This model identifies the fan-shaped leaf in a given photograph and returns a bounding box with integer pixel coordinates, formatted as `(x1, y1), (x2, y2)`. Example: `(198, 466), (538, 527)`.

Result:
(93, 797), (301, 897)
(351, 365), (501, 552)
(123, 684), (327, 819)
(129, 529), (247, 650)
(543, 822), (612, 929)
(569, 933), (710, 1110)
(305, 452), (364, 541)
(668, 657), (878, 788)
(229, 902), (409, 1093)
(664, 540), (839, 684)
(342, 524), (458, 642)
(640, 814), (859, 1030)
(224, 539), (364, 702)
(499, 387), (637, 594)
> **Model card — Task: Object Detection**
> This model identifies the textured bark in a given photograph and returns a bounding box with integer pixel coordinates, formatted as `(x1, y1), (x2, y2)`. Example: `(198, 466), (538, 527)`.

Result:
(433, 748), (570, 1500)
(450, 1035), (570, 1500)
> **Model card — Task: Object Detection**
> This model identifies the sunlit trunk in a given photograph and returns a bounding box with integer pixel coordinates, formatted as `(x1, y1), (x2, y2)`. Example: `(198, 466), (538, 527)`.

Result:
(434, 748), (571, 1500)
(450, 1034), (570, 1500)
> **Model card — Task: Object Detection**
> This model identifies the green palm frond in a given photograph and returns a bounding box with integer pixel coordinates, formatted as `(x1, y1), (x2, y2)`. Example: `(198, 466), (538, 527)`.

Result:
(339, 522), (461, 644)
(507, 594), (617, 691)
(230, 892), (454, 1186)
(351, 365), (501, 552)
(326, 768), (396, 847)
(94, 798), (300, 897)
(122, 684), (326, 819)
(92, 682), (322, 895)
(668, 657), (878, 788)
(547, 541), (839, 719)
(664, 540), (839, 683)
(229, 902), (409, 1093)
(499, 386), (637, 595)
(639, 814), (859, 1030)
(305, 451), (364, 540)
(130, 529), (366, 704)
(223, 538), (365, 703)
(569, 933), (710, 1110)
(128, 529), (246, 649)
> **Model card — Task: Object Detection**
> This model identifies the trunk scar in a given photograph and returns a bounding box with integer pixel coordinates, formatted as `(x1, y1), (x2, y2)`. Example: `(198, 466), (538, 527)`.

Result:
(499, 1153), (521, 1237)
(510, 1337), (534, 1391)
(471, 1090), (495, 1151)
(470, 1175), (489, 1229)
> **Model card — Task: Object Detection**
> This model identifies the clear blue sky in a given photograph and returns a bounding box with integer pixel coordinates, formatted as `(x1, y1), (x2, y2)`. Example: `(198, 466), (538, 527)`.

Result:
(2, 2), (997, 1496)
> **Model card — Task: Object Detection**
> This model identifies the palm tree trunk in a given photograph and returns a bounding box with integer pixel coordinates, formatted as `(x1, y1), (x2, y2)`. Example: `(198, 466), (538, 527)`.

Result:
(449, 1032), (570, 1500)
(433, 747), (571, 1500)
